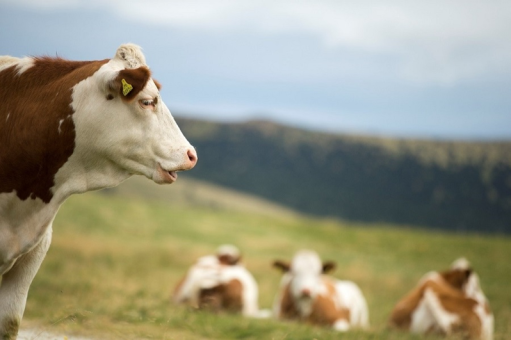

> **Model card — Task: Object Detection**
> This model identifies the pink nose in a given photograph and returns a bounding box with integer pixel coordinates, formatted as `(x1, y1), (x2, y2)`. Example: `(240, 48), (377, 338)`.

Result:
(301, 288), (311, 297)
(186, 148), (198, 169)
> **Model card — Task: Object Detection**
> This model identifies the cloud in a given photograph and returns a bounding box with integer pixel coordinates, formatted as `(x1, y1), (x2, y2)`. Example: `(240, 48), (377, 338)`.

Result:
(109, 0), (511, 85)
(6, 0), (511, 85)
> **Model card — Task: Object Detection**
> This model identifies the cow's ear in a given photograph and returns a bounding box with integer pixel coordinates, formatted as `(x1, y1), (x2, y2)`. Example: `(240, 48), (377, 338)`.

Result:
(153, 78), (162, 90)
(110, 66), (151, 101)
(322, 261), (336, 274)
(273, 260), (290, 272)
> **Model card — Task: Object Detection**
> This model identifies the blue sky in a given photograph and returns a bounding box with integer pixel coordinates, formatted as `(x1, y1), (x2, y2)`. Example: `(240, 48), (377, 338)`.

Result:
(1, 0), (511, 140)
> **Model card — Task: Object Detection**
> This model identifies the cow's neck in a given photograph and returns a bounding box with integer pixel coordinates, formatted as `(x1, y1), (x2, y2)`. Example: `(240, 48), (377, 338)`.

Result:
(51, 152), (132, 200)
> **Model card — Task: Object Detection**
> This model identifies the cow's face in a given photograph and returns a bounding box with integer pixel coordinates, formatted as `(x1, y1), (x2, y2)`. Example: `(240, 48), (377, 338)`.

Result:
(274, 250), (335, 300)
(70, 45), (196, 187)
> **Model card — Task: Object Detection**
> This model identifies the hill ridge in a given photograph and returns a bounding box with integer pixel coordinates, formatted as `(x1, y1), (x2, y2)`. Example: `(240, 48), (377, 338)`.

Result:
(175, 116), (511, 234)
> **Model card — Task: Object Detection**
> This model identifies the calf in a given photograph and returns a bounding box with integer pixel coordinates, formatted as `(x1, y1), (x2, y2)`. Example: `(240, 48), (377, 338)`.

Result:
(173, 245), (270, 318)
(273, 250), (369, 331)
(389, 258), (494, 340)
(0, 44), (197, 338)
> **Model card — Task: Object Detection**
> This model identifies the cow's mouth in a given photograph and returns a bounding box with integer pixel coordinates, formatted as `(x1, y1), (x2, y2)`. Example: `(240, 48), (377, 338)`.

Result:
(157, 163), (178, 184)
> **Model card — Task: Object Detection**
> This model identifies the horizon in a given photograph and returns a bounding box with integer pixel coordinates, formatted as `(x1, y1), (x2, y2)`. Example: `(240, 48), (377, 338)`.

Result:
(174, 112), (511, 142)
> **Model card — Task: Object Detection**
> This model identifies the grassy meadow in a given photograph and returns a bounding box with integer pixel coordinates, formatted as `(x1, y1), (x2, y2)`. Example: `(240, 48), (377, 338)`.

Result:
(21, 176), (511, 339)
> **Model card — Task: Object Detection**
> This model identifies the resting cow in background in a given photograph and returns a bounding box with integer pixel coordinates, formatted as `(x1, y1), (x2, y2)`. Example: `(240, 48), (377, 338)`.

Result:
(0, 44), (197, 338)
(389, 258), (494, 340)
(272, 250), (369, 331)
(173, 245), (270, 318)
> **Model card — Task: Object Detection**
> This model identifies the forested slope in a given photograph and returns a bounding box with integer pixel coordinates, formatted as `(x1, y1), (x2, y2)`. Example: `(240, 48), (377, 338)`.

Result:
(176, 117), (511, 233)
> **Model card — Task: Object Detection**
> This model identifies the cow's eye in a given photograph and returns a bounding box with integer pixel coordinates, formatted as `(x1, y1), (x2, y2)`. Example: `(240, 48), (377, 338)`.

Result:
(139, 98), (156, 110)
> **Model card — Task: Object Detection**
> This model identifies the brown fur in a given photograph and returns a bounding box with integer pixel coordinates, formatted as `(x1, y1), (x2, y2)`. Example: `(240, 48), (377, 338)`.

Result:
(218, 254), (241, 266)
(279, 283), (300, 319)
(440, 268), (472, 291)
(198, 279), (243, 313)
(112, 67), (152, 102)
(0, 57), (108, 202)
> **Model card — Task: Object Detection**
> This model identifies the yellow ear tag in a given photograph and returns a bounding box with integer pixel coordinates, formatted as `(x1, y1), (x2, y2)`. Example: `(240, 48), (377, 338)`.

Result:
(121, 79), (133, 96)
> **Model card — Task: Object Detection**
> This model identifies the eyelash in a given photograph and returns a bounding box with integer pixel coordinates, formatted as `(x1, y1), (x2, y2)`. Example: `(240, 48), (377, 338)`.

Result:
(139, 98), (157, 110)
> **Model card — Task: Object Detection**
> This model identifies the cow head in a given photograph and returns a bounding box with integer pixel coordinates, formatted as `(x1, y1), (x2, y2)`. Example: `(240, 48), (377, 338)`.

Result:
(68, 44), (196, 190)
(440, 257), (473, 292)
(216, 244), (241, 265)
(274, 250), (335, 300)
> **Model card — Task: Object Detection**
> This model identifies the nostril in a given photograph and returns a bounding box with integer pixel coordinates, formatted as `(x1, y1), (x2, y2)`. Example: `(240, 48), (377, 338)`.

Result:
(187, 149), (198, 164)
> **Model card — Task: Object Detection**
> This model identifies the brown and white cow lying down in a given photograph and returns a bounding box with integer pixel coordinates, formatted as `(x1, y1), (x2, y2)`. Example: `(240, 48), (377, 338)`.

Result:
(172, 245), (271, 318)
(389, 258), (494, 340)
(0, 44), (197, 338)
(273, 250), (369, 331)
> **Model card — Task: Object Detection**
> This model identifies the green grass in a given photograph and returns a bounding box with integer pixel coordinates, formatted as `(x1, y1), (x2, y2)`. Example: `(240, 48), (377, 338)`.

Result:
(22, 176), (511, 339)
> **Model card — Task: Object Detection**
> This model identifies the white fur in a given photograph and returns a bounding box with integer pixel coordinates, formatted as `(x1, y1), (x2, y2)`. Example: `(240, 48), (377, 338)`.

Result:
(0, 44), (196, 337)
(0, 56), (21, 73)
(173, 255), (222, 307)
(464, 273), (494, 340)
(335, 280), (370, 329)
(15, 57), (35, 75)
(410, 295), (438, 334)
(333, 319), (350, 331)
(423, 288), (460, 334)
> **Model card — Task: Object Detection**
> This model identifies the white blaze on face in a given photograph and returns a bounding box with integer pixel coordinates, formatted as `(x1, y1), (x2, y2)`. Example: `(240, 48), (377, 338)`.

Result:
(289, 250), (324, 301)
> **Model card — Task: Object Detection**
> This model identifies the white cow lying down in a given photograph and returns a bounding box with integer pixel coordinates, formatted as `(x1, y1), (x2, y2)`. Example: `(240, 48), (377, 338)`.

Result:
(172, 245), (271, 318)
(272, 250), (369, 331)
(0, 44), (197, 338)
(389, 258), (494, 340)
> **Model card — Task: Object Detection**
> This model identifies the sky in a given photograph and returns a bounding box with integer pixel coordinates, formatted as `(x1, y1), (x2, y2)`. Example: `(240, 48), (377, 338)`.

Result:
(1, 0), (511, 140)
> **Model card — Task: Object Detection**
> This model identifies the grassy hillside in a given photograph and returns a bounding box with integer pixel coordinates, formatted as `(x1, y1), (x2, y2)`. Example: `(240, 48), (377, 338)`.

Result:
(175, 117), (511, 234)
(21, 176), (511, 339)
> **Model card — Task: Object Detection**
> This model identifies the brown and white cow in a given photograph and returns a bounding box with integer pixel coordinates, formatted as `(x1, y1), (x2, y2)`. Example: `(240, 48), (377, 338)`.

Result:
(389, 258), (494, 340)
(273, 250), (369, 331)
(0, 44), (197, 338)
(172, 245), (270, 318)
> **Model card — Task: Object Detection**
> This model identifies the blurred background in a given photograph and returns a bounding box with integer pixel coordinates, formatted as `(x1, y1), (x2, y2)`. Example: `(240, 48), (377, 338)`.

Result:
(2, 1), (511, 339)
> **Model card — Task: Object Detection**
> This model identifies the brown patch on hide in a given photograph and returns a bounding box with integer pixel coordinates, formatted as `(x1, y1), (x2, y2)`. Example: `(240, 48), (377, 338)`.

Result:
(218, 254), (240, 266)
(278, 283), (300, 320)
(199, 285), (223, 312)
(0, 57), (108, 202)
(440, 268), (472, 290)
(308, 278), (350, 327)
(199, 279), (243, 313)
(222, 278), (243, 312)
